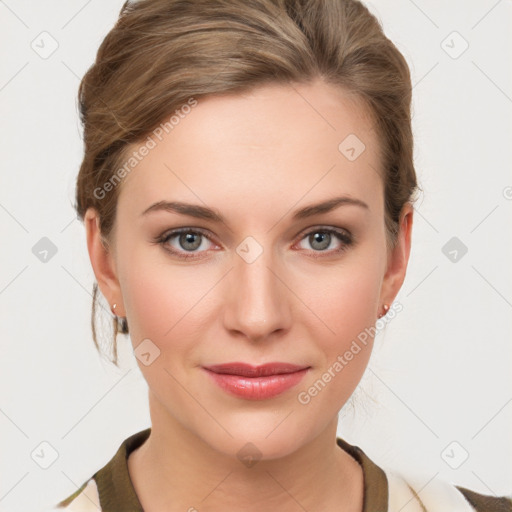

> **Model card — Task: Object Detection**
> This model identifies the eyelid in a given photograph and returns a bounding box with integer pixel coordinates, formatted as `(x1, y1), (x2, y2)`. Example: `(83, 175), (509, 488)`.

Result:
(160, 227), (219, 247)
(297, 224), (352, 240)
(154, 227), (220, 260)
(292, 225), (353, 254)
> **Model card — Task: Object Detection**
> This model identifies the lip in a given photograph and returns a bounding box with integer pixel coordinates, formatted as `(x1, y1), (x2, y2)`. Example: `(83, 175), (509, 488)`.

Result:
(202, 362), (310, 400)
(204, 362), (309, 377)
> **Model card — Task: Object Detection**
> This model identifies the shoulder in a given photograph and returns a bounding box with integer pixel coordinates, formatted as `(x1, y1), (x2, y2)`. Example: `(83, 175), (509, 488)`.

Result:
(53, 428), (150, 511)
(53, 478), (101, 511)
(385, 468), (512, 512)
(456, 485), (512, 512)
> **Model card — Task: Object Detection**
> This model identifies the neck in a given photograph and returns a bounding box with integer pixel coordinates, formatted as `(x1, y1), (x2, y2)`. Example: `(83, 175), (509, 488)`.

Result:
(127, 391), (363, 512)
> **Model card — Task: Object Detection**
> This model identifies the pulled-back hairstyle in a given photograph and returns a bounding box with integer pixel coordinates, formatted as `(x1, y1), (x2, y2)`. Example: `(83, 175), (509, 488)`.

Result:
(75, 0), (420, 366)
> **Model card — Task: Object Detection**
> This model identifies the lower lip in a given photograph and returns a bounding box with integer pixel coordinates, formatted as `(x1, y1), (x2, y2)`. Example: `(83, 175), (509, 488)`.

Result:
(202, 368), (309, 400)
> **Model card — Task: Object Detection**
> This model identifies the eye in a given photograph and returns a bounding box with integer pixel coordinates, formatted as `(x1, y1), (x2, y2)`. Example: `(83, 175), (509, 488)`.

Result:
(155, 228), (217, 260)
(153, 225), (353, 261)
(294, 227), (353, 257)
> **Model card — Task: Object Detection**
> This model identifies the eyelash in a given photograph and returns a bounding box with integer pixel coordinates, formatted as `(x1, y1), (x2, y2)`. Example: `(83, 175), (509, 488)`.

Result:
(152, 226), (353, 261)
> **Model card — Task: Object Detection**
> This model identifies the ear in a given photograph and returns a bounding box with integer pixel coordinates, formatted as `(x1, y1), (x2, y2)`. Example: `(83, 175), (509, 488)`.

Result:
(379, 203), (414, 309)
(84, 207), (125, 316)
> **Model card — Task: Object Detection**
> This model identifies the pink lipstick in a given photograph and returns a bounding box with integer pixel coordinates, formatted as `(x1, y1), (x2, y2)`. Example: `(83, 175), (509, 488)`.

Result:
(202, 362), (310, 400)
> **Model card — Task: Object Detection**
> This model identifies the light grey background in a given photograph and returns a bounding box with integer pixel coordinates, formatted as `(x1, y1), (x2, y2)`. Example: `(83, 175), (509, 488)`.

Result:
(1, 1), (511, 510)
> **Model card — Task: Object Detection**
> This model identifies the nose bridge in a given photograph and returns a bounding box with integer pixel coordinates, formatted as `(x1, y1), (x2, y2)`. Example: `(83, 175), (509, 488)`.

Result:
(225, 237), (289, 340)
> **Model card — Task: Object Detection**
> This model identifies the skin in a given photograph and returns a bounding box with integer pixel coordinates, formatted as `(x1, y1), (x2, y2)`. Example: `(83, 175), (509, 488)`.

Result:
(85, 77), (413, 511)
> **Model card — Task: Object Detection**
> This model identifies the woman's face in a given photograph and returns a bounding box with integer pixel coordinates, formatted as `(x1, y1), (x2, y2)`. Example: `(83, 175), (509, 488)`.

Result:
(87, 77), (412, 459)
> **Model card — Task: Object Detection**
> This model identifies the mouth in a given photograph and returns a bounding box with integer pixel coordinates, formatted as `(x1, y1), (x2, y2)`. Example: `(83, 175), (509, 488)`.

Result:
(201, 362), (311, 400)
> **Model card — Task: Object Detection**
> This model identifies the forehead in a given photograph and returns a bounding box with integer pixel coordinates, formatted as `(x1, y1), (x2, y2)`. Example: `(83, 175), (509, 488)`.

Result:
(117, 78), (383, 222)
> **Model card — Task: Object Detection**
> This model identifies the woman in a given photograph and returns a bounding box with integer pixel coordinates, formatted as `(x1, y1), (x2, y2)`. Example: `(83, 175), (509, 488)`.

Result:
(55, 0), (511, 510)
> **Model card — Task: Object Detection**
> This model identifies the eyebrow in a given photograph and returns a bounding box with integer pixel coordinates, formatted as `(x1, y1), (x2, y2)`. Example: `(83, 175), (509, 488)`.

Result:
(140, 195), (369, 223)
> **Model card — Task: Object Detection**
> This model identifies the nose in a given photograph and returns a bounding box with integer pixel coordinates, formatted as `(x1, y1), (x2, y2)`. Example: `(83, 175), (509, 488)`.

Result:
(222, 244), (292, 343)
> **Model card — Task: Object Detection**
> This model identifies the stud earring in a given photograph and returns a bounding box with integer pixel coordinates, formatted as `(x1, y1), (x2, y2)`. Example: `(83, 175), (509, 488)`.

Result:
(378, 303), (389, 319)
(111, 303), (117, 316)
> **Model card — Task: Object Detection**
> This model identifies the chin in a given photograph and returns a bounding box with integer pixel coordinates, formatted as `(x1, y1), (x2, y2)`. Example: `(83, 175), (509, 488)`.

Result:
(197, 421), (312, 463)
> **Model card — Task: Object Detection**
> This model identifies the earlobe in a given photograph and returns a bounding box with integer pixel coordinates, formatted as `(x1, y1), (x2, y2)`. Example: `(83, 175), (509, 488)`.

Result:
(84, 208), (124, 316)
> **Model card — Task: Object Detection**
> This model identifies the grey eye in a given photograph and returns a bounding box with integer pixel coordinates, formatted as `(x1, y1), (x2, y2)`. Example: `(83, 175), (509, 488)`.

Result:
(308, 231), (332, 251)
(178, 232), (203, 251)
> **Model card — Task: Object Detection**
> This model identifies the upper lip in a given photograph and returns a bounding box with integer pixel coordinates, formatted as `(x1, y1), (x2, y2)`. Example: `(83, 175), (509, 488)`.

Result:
(203, 362), (310, 377)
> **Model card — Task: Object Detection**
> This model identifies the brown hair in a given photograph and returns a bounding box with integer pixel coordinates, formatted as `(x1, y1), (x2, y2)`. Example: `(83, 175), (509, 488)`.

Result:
(75, 0), (420, 366)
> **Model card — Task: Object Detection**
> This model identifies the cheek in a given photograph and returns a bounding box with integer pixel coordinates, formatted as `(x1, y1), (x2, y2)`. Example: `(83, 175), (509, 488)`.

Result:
(121, 270), (176, 341)
(119, 260), (210, 395)
(295, 257), (382, 344)
(292, 254), (382, 398)
(118, 249), (216, 350)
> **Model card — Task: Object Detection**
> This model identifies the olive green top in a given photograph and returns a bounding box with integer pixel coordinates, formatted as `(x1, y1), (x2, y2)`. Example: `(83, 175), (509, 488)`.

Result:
(56, 428), (512, 511)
